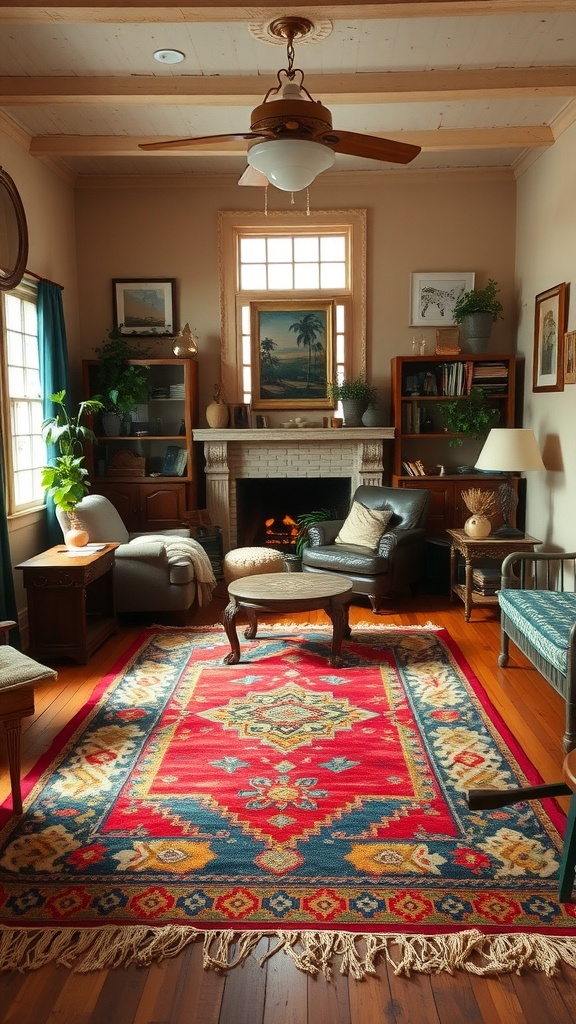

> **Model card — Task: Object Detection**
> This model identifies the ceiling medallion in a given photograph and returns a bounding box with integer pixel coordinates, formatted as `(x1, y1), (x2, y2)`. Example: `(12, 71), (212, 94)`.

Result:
(248, 17), (333, 47)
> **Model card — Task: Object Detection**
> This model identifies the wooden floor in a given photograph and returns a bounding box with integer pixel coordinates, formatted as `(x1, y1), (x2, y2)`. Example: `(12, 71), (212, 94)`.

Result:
(0, 585), (575, 1024)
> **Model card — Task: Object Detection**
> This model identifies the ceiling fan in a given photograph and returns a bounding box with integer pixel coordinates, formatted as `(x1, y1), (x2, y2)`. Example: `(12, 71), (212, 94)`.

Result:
(139, 16), (421, 192)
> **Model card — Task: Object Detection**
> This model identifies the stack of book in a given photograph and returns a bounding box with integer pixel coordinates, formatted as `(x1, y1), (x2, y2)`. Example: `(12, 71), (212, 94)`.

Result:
(471, 361), (509, 394)
(472, 561), (501, 596)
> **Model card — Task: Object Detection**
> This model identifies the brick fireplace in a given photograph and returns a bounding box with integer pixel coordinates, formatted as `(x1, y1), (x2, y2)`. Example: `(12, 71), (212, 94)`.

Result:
(193, 427), (395, 553)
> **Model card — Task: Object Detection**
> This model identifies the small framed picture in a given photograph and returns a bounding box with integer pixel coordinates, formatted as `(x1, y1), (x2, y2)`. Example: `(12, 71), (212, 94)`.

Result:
(113, 278), (176, 336)
(410, 272), (475, 327)
(255, 414), (269, 428)
(230, 403), (251, 428)
(565, 330), (576, 384)
(533, 282), (567, 393)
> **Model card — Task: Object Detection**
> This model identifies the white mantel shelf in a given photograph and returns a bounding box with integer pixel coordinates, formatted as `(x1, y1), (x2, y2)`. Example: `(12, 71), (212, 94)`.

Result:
(192, 426), (395, 552)
(193, 427), (395, 442)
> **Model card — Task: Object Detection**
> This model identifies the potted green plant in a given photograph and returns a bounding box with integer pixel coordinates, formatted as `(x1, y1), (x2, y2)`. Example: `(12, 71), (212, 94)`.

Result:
(291, 508), (336, 568)
(41, 390), (104, 542)
(439, 387), (500, 447)
(327, 377), (377, 426)
(453, 279), (504, 353)
(93, 328), (150, 435)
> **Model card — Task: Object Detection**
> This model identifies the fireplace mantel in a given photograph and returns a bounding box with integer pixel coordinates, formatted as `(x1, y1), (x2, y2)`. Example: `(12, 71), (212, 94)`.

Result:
(193, 427), (394, 552)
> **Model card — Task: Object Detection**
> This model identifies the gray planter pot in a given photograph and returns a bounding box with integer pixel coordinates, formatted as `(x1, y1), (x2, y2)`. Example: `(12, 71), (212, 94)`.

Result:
(102, 411), (122, 436)
(341, 398), (368, 427)
(458, 312), (493, 353)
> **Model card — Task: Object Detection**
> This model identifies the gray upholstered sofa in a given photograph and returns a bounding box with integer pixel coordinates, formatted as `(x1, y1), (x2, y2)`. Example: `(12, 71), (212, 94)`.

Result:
(57, 494), (215, 615)
(498, 549), (576, 752)
(301, 485), (429, 612)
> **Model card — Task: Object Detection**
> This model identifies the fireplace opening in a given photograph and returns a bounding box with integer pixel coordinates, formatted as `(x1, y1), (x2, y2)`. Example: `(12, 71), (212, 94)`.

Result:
(236, 477), (351, 551)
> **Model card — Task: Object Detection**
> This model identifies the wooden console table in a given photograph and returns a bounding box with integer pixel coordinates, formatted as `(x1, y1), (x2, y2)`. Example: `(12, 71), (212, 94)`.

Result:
(447, 529), (541, 621)
(16, 544), (119, 664)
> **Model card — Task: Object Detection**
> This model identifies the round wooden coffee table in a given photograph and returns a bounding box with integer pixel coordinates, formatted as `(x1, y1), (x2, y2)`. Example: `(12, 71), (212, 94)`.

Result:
(223, 572), (353, 667)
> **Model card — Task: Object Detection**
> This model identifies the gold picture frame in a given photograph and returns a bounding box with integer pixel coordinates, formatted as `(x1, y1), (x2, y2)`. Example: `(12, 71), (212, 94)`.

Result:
(250, 299), (334, 410)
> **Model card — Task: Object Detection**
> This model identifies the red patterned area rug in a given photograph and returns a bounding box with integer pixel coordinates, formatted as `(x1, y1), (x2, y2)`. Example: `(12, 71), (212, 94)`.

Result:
(0, 623), (575, 978)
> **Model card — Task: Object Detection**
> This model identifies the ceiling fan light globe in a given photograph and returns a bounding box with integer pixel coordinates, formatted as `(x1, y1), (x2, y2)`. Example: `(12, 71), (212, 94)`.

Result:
(247, 139), (334, 192)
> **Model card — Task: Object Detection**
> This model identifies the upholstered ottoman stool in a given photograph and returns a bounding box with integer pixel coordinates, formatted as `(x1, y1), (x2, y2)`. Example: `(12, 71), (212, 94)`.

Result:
(223, 546), (285, 585)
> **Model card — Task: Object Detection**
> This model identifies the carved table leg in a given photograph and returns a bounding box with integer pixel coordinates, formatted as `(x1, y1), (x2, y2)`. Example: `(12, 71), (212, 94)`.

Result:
(464, 556), (473, 621)
(223, 598), (241, 665)
(327, 598), (349, 667)
(450, 544), (457, 603)
(243, 608), (259, 640)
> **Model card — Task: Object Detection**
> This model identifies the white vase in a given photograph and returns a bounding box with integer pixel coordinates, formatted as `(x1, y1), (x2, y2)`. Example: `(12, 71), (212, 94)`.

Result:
(464, 514), (491, 538)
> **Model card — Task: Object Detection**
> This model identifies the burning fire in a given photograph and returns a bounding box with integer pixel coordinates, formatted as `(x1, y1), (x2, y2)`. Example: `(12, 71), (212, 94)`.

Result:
(264, 514), (298, 547)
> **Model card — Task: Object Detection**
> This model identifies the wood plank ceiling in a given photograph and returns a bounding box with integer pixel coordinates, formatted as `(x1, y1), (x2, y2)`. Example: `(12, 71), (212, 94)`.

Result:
(1, 1), (575, 186)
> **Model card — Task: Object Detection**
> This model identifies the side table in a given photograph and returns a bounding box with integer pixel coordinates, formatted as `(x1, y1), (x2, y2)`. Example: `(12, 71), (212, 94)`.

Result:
(16, 544), (119, 664)
(446, 529), (541, 621)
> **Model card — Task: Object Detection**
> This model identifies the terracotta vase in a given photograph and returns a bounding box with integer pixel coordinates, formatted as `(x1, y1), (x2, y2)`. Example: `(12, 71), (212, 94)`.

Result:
(64, 512), (89, 548)
(464, 514), (491, 539)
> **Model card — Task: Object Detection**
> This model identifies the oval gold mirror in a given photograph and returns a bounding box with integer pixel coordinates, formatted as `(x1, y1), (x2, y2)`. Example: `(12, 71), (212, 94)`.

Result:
(0, 166), (28, 291)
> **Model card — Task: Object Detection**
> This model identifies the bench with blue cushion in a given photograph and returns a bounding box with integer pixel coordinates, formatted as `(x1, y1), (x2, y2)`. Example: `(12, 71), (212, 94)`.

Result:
(498, 550), (576, 753)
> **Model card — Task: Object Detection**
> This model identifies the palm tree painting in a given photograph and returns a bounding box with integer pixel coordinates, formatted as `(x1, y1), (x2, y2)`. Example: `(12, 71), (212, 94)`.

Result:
(252, 301), (334, 408)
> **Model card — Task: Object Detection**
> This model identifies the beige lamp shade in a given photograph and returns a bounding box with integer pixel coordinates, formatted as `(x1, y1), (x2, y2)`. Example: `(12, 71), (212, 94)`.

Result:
(475, 428), (545, 473)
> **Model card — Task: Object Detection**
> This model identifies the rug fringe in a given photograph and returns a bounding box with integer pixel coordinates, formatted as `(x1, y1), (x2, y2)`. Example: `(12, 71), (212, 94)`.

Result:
(2, 926), (576, 978)
(150, 623), (443, 635)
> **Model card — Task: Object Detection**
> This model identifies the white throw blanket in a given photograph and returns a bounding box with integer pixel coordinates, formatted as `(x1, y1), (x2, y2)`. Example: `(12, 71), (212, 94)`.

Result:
(145, 535), (217, 606)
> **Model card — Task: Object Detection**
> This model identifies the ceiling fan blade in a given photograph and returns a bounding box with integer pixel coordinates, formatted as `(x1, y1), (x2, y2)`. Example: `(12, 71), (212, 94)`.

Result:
(238, 166), (269, 187)
(324, 130), (420, 165)
(139, 132), (262, 152)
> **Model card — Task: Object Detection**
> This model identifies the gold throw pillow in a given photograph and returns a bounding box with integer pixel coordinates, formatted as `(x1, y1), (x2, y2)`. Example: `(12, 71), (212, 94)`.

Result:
(335, 502), (393, 550)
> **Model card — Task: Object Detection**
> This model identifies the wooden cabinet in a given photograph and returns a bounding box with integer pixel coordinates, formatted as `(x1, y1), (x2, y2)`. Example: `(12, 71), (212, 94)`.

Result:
(83, 358), (198, 530)
(90, 480), (187, 533)
(390, 354), (517, 534)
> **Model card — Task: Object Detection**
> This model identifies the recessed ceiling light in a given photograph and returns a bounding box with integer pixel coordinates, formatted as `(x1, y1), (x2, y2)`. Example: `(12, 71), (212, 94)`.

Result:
(153, 49), (185, 64)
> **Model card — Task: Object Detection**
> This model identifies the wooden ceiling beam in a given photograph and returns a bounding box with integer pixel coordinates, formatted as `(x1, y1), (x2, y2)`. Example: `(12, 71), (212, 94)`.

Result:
(2, 67), (576, 106)
(2, 2), (576, 24)
(28, 126), (554, 157)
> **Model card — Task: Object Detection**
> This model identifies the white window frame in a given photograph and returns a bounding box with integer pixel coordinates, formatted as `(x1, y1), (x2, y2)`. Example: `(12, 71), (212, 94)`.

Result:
(218, 209), (366, 406)
(0, 277), (44, 515)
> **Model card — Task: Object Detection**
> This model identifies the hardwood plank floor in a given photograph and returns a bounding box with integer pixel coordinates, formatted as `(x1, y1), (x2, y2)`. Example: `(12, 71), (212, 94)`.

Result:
(0, 585), (574, 1024)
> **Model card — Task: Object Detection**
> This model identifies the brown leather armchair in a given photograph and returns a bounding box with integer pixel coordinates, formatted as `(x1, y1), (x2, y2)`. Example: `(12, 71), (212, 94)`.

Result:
(301, 485), (429, 613)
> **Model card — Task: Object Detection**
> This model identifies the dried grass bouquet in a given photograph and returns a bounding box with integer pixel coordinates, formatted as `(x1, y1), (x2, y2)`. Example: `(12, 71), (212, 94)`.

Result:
(461, 487), (497, 517)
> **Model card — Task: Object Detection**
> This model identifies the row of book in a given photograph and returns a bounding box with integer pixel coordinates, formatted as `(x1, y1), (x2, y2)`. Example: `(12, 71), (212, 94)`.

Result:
(402, 360), (509, 398)
(402, 460), (427, 476)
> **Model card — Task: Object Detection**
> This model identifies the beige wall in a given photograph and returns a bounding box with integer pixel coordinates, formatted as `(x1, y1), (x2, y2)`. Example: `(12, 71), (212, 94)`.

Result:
(74, 172), (517, 421)
(516, 121), (576, 551)
(1, 123), (79, 620)
(1, 135), (522, 628)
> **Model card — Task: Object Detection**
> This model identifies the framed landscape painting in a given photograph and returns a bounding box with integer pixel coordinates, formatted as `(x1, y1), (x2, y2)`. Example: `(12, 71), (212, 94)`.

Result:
(250, 300), (334, 410)
(113, 279), (175, 336)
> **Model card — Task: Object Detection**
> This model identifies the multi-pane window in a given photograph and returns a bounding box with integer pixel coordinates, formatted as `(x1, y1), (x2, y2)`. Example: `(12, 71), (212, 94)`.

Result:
(1, 285), (44, 513)
(237, 231), (349, 405)
(219, 210), (366, 407)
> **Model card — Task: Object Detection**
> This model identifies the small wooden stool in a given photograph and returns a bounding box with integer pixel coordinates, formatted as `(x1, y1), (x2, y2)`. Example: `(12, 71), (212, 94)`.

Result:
(0, 620), (57, 814)
(466, 749), (576, 902)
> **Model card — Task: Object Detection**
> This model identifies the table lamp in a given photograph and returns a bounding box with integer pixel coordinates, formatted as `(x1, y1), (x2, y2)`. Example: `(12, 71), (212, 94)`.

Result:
(475, 428), (545, 537)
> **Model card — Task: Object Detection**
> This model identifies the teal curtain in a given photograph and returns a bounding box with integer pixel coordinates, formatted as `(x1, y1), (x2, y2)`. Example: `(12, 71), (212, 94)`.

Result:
(0, 438), (20, 648)
(38, 280), (69, 547)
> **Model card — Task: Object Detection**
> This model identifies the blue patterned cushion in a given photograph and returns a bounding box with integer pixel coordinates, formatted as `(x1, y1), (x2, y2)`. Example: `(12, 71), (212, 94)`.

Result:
(498, 590), (576, 675)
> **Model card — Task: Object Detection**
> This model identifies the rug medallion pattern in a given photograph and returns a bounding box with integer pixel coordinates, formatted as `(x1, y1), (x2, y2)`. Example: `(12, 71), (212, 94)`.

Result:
(0, 627), (573, 935)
